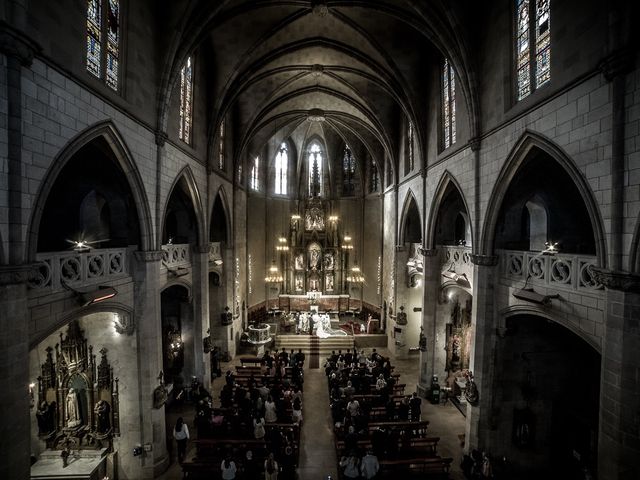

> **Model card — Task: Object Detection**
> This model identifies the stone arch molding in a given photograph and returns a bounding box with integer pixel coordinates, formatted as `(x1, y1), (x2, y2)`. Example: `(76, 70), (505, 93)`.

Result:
(29, 302), (134, 350)
(160, 279), (193, 303)
(399, 189), (422, 245)
(500, 305), (601, 354)
(27, 121), (155, 260)
(480, 131), (607, 266)
(161, 165), (207, 247)
(425, 170), (473, 251)
(211, 185), (233, 246)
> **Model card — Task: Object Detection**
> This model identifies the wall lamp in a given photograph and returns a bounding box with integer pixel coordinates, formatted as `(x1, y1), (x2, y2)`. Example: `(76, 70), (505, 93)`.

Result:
(62, 280), (118, 306)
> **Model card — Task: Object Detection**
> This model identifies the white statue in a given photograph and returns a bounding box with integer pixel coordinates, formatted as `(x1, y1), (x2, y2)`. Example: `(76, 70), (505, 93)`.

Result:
(66, 388), (80, 427)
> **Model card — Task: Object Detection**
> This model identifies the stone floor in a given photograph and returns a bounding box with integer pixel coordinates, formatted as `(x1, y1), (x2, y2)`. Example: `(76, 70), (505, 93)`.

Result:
(158, 346), (466, 480)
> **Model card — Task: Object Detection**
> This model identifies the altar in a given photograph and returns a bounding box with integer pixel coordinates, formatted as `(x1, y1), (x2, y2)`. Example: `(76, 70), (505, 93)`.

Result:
(278, 293), (360, 313)
(31, 448), (109, 480)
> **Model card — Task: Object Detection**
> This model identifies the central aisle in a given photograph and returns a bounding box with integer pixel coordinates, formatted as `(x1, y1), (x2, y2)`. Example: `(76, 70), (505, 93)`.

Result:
(297, 365), (338, 480)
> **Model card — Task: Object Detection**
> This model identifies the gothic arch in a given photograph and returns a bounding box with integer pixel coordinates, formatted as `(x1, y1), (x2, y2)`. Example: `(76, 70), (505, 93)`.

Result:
(500, 305), (601, 354)
(161, 166), (206, 247)
(481, 131), (607, 265)
(399, 190), (422, 245)
(160, 279), (193, 302)
(426, 170), (473, 251)
(27, 121), (154, 260)
(210, 186), (232, 245)
(29, 302), (134, 350)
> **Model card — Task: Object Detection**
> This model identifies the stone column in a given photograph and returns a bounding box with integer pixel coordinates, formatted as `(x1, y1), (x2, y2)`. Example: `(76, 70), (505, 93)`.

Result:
(592, 269), (640, 480)
(191, 245), (211, 391)
(0, 267), (31, 479)
(417, 248), (440, 396)
(131, 251), (169, 478)
(465, 254), (499, 453)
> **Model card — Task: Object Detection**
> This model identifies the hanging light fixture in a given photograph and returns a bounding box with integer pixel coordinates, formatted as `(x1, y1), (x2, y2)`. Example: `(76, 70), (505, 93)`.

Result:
(264, 260), (283, 283)
(347, 263), (365, 283)
(276, 235), (289, 251)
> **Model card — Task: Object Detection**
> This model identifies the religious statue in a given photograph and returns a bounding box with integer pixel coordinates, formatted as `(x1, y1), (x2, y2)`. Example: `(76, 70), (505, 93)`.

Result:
(309, 248), (321, 270)
(326, 274), (334, 291)
(396, 306), (407, 325)
(66, 388), (81, 427)
(295, 276), (304, 291)
(294, 253), (304, 270)
(419, 326), (427, 351)
(323, 252), (334, 270)
(94, 400), (111, 434)
(36, 400), (55, 435)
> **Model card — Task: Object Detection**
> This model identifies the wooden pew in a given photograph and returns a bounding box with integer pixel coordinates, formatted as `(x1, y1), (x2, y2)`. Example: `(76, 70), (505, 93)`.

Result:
(379, 456), (453, 478)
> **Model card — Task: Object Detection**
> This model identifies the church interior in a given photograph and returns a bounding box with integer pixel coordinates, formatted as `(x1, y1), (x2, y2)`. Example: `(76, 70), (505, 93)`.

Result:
(1, 0), (639, 479)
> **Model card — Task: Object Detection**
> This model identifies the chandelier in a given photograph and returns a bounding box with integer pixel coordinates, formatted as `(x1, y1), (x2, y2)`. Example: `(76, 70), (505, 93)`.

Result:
(275, 236), (289, 251)
(347, 264), (365, 283)
(264, 261), (283, 283)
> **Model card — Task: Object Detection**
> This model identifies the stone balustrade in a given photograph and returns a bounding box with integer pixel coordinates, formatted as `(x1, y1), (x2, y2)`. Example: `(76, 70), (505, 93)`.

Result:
(161, 243), (191, 268)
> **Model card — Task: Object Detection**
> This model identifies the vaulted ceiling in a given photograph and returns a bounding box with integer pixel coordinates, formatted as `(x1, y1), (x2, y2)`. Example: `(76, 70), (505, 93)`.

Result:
(159, 0), (479, 178)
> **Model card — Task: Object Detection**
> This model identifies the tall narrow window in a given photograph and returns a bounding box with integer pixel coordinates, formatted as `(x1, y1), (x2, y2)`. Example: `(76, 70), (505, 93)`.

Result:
(250, 156), (259, 191)
(275, 142), (288, 195)
(308, 143), (323, 197)
(86, 0), (120, 90)
(342, 145), (355, 195)
(370, 160), (379, 193)
(443, 58), (456, 149)
(218, 121), (225, 170)
(179, 57), (194, 144)
(516, 0), (551, 101)
(405, 122), (414, 174)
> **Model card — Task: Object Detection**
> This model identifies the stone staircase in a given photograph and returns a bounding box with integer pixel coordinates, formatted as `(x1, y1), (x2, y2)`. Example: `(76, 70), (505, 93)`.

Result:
(275, 334), (355, 356)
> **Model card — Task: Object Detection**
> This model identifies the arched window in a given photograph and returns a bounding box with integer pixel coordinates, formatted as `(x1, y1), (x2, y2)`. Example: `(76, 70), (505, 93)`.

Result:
(405, 122), (414, 174)
(443, 58), (456, 149)
(179, 57), (194, 144)
(342, 145), (355, 195)
(86, 0), (120, 91)
(275, 142), (288, 195)
(370, 160), (379, 193)
(516, 0), (551, 101)
(218, 121), (225, 170)
(308, 142), (323, 197)
(250, 156), (260, 191)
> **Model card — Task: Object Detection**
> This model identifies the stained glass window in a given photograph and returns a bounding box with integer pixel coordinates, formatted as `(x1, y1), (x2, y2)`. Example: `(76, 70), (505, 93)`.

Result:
(218, 121), (225, 170)
(250, 156), (259, 191)
(343, 145), (355, 195)
(443, 58), (456, 149)
(308, 142), (323, 197)
(86, 0), (120, 91)
(179, 57), (193, 144)
(275, 142), (288, 195)
(516, 0), (551, 101)
(406, 122), (414, 173)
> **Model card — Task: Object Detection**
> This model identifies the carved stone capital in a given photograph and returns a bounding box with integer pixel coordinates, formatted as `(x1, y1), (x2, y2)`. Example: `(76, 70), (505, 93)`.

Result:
(598, 48), (634, 82)
(312, 1), (329, 16)
(590, 267), (640, 293)
(154, 130), (167, 147)
(469, 137), (482, 152)
(0, 22), (41, 66)
(0, 264), (38, 286)
(471, 254), (499, 266)
(311, 64), (324, 77)
(133, 250), (164, 262)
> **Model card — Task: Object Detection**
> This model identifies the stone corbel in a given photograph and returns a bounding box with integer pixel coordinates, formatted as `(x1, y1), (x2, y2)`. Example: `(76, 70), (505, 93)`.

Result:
(598, 48), (634, 82)
(590, 267), (640, 293)
(154, 130), (167, 147)
(418, 247), (438, 257)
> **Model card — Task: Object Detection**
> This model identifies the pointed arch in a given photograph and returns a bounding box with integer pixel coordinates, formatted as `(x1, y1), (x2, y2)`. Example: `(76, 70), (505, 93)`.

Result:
(27, 121), (153, 260)
(161, 165), (206, 246)
(210, 185), (232, 245)
(160, 279), (193, 301)
(426, 170), (473, 251)
(500, 305), (601, 354)
(399, 189), (422, 245)
(481, 131), (606, 265)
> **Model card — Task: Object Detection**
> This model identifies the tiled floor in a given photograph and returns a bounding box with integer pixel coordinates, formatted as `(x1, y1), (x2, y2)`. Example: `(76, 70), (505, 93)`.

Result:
(158, 346), (466, 480)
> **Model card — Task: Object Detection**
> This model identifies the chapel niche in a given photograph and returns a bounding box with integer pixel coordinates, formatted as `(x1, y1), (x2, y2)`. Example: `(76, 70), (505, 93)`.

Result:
(35, 320), (120, 451)
(443, 288), (473, 374)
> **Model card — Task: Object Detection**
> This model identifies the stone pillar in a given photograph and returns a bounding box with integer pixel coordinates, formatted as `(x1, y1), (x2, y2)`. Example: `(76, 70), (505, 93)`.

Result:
(592, 269), (640, 480)
(417, 248), (440, 394)
(191, 245), (211, 391)
(0, 267), (31, 479)
(466, 254), (499, 453)
(131, 251), (169, 478)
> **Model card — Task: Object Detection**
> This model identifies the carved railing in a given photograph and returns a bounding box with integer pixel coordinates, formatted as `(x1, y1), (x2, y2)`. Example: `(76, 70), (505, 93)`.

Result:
(29, 248), (128, 291)
(498, 249), (603, 292)
(161, 243), (191, 268)
(440, 245), (473, 283)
